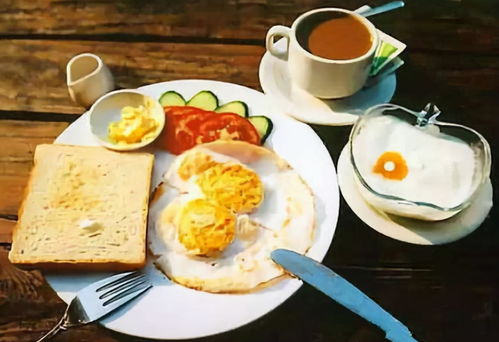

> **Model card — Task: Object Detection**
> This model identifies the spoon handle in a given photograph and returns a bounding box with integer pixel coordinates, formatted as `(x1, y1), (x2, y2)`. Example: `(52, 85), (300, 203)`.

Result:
(355, 1), (405, 17)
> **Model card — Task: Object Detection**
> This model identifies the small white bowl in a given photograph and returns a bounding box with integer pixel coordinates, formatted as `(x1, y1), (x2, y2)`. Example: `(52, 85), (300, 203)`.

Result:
(89, 89), (165, 151)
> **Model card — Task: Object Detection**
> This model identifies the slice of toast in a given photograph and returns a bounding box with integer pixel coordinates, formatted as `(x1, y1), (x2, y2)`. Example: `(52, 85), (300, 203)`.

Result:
(8, 144), (154, 271)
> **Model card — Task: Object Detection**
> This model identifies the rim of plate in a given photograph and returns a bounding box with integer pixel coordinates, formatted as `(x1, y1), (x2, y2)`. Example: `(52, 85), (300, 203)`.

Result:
(48, 79), (340, 340)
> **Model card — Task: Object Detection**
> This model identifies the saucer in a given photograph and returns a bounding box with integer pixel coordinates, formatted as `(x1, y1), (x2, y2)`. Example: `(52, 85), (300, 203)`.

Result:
(337, 145), (493, 245)
(259, 38), (397, 126)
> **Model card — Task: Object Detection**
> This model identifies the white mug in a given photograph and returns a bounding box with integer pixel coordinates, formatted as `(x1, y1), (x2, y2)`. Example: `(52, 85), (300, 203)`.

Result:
(266, 8), (378, 99)
(66, 53), (115, 108)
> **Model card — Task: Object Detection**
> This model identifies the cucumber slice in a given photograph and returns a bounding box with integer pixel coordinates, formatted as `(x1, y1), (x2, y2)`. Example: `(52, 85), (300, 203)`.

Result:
(248, 116), (273, 143)
(215, 101), (248, 117)
(186, 91), (218, 111)
(159, 91), (186, 106)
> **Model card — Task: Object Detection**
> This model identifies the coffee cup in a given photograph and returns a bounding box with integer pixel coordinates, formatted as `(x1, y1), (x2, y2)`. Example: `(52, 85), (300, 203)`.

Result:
(266, 8), (378, 99)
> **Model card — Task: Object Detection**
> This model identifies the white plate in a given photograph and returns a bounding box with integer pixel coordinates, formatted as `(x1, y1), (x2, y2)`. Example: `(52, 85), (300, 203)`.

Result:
(259, 38), (397, 126)
(47, 80), (340, 339)
(337, 145), (493, 245)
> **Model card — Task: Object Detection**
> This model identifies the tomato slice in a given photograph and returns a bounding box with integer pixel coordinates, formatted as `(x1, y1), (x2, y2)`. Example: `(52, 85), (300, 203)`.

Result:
(164, 106), (210, 116)
(158, 108), (260, 154)
(157, 112), (217, 154)
(198, 113), (260, 145)
(158, 106), (214, 154)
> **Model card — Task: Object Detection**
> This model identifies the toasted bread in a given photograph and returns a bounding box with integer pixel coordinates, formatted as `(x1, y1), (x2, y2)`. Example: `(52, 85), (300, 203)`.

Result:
(8, 144), (154, 271)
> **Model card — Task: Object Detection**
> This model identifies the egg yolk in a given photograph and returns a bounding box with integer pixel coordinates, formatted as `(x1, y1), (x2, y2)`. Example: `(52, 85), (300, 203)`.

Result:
(178, 153), (218, 181)
(196, 163), (264, 213)
(178, 199), (236, 256)
(372, 151), (408, 180)
(108, 100), (158, 144)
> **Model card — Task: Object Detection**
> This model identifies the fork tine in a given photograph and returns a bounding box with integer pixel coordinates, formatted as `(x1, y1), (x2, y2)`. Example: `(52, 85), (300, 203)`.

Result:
(99, 274), (146, 300)
(100, 281), (152, 313)
(95, 271), (141, 292)
(74, 271), (152, 323)
(102, 279), (150, 306)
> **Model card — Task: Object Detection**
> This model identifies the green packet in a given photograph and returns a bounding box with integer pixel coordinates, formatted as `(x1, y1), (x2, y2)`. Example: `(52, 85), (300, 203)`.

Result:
(370, 30), (406, 77)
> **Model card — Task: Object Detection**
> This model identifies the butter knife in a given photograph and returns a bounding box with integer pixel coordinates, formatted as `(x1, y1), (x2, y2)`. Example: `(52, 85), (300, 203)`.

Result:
(271, 249), (418, 342)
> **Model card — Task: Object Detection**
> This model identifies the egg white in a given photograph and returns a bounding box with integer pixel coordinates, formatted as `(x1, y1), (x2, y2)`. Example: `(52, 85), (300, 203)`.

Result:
(149, 141), (315, 293)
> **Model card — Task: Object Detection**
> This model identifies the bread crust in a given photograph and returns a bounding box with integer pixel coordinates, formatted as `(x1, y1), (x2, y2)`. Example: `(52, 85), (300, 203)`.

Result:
(8, 144), (154, 272)
(12, 260), (145, 272)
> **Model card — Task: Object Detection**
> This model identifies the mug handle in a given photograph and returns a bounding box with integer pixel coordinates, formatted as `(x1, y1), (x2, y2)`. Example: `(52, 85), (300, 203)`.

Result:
(265, 25), (291, 60)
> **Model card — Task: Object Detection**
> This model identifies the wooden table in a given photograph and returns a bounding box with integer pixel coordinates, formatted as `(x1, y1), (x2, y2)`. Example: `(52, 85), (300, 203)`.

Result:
(1, 1), (498, 341)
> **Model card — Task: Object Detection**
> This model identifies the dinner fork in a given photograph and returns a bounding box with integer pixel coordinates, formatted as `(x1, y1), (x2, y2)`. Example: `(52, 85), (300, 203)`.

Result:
(36, 271), (152, 342)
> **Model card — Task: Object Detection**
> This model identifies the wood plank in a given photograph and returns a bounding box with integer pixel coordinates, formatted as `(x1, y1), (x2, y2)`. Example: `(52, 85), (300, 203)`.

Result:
(0, 120), (69, 216)
(0, 40), (264, 114)
(0, 246), (74, 341)
(0, 2), (497, 340)
(0, 218), (15, 243)
(0, 244), (497, 342)
(2, 39), (499, 117)
(0, 0), (498, 54)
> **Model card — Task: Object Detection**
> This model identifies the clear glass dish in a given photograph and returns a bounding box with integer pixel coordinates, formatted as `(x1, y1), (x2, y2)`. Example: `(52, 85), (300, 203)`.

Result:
(349, 103), (491, 221)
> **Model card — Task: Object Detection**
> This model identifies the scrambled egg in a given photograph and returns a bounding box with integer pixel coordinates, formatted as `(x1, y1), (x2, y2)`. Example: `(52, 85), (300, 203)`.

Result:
(108, 99), (158, 144)
(178, 199), (236, 256)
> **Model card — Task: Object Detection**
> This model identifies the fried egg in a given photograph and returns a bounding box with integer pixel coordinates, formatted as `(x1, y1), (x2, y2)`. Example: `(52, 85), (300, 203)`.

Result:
(148, 140), (315, 293)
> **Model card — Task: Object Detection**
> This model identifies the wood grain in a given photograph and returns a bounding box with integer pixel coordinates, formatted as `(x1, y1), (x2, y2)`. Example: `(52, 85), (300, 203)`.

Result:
(2, 39), (499, 117)
(0, 1), (498, 341)
(0, 239), (497, 342)
(0, 0), (497, 54)
(0, 219), (15, 244)
(0, 120), (69, 217)
(0, 246), (67, 341)
(0, 40), (263, 114)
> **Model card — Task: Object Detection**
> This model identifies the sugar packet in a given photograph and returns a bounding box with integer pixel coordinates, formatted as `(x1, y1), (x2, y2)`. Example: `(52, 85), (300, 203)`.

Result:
(370, 30), (406, 77)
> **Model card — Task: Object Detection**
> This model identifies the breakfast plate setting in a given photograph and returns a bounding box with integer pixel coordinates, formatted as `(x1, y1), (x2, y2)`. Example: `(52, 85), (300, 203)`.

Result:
(6, 2), (495, 342)
(37, 80), (340, 339)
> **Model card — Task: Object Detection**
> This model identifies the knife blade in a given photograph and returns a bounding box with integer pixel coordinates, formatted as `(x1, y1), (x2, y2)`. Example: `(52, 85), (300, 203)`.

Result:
(271, 249), (418, 342)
